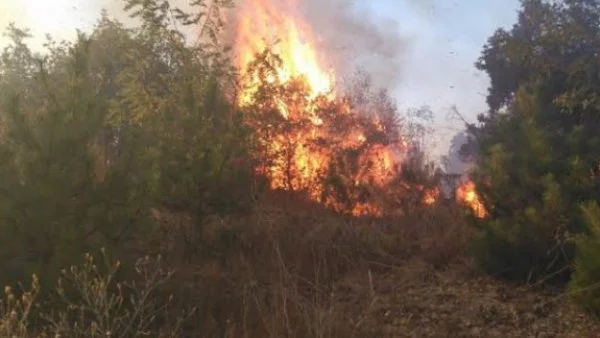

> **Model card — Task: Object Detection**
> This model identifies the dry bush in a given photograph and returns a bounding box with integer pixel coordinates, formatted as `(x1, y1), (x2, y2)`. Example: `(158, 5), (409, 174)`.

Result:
(0, 275), (39, 337)
(148, 190), (472, 337)
(39, 249), (189, 337)
(1, 250), (192, 337)
(148, 197), (384, 337)
(0, 191), (472, 337)
(405, 203), (474, 268)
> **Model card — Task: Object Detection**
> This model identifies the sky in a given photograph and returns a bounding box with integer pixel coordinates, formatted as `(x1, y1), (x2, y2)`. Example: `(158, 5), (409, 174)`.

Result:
(0, 0), (521, 160)
(380, 0), (520, 157)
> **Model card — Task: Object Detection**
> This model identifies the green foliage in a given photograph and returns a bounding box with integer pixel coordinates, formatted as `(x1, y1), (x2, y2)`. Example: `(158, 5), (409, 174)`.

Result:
(0, 0), (254, 289)
(468, 0), (600, 283)
(569, 202), (600, 318)
(110, 2), (255, 221)
(0, 34), (147, 287)
(469, 84), (576, 283)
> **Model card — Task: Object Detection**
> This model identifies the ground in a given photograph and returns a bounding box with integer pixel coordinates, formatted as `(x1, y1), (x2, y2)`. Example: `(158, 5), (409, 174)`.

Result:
(334, 259), (600, 337)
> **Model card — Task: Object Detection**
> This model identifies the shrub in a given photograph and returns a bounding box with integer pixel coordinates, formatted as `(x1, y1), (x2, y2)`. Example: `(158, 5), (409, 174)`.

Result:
(466, 89), (581, 284)
(466, 0), (600, 285)
(0, 275), (39, 337)
(0, 250), (190, 337)
(569, 202), (600, 318)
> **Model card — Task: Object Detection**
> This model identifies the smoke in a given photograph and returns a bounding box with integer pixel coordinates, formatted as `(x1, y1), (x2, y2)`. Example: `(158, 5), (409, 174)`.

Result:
(444, 131), (473, 175)
(2, 0), (409, 93)
(1, 0), (409, 89)
(297, 0), (410, 92)
(224, 0), (410, 92)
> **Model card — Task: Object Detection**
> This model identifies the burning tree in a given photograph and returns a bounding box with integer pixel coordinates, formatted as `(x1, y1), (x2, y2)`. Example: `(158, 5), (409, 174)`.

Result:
(455, 179), (487, 219)
(238, 50), (404, 216)
(229, 0), (439, 216)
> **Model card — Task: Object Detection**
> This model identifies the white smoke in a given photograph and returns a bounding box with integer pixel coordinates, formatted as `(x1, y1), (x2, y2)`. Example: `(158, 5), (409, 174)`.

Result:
(297, 0), (410, 92)
(224, 0), (411, 92)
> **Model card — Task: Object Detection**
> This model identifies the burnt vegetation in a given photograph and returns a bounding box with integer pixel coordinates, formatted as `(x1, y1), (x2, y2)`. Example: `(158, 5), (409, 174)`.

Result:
(2, 0), (600, 336)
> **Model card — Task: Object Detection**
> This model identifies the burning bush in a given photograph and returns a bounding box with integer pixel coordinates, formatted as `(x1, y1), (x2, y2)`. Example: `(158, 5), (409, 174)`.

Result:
(230, 1), (440, 217)
(238, 50), (403, 215)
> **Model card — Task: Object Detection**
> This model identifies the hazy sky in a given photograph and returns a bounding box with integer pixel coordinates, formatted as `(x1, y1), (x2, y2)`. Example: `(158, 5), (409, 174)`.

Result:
(0, 0), (521, 159)
(375, 0), (520, 156)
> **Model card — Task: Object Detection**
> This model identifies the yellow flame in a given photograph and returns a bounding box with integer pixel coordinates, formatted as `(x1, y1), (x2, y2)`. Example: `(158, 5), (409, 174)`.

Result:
(234, 0), (333, 105)
(232, 0), (402, 216)
(423, 187), (439, 205)
(456, 180), (487, 218)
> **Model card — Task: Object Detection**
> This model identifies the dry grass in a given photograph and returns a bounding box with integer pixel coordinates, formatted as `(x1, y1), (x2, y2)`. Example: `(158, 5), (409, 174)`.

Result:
(144, 193), (476, 337)
(334, 259), (600, 337)
(3, 193), (599, 337)
(0, 251), (191, 337)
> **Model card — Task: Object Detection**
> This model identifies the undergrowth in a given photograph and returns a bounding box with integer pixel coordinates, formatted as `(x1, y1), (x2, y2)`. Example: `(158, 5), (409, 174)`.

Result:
(1, 198), (469, 337)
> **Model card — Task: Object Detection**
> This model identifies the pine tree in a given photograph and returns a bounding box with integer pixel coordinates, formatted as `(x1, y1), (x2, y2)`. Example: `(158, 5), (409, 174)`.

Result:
(569, 202), (600, 317)
(0, 34), (149, 286)
(468, 0), (600, 283)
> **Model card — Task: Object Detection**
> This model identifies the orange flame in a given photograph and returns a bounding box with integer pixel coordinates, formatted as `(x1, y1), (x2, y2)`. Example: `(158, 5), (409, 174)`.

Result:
(234, 0), (334, 106)
(423, 187), (439, 205)
(456, 180), (487, 218)
(231, 0), (432, 216)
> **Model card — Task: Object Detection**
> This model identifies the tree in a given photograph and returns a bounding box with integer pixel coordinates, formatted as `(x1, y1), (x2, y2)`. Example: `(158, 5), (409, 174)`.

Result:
(0, 33), (149, 286)
(0, 0), (254, 286)
(114, 0), (255, 223)
(237, 49), (437, 217)
(568, 201), (600, 318)
(468, 0), (600, 283)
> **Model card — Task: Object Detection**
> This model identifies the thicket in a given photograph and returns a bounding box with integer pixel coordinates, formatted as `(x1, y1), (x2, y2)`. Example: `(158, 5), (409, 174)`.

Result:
(4, 0), (600, 334)
(464, 0), (600, 315)
(0, 0), (459, 336)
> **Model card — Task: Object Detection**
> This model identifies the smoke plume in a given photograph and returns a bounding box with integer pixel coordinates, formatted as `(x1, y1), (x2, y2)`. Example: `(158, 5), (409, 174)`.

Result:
(299, 0), (409, 91)
(224, 0), (410, 92)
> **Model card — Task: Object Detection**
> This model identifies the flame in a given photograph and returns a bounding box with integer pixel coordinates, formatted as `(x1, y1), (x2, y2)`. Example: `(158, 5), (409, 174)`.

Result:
(456, 179), (487, 218)
(234, 0), (333, 106)
(423, 187), (439, 205)
(231, 0), (432, 216)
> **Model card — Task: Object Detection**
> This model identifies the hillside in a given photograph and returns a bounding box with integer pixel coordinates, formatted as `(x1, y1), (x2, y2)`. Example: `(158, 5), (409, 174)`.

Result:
(2, 0), (600, 336)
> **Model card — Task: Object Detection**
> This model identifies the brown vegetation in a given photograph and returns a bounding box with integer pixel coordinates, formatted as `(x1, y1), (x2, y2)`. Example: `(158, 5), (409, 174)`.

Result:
(3, 194), (599, 337)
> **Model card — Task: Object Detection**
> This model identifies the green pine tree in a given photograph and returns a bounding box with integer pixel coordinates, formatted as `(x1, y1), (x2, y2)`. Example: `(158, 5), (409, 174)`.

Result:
(467, 0), (600, 284)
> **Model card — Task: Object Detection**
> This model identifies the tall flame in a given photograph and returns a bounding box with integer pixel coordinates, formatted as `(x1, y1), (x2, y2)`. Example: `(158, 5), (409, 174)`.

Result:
(231, 0), (433, 216)
(234, 0), (334, 105)
(456, 179), (487, 218)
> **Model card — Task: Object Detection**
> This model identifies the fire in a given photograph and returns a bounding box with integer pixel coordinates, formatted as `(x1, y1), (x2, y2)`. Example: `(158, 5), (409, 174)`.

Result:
(423, 187), (439, 205)
(456, 179), (487, 218)
(234, 0), (334, 106)
(231, 0), (435, 216)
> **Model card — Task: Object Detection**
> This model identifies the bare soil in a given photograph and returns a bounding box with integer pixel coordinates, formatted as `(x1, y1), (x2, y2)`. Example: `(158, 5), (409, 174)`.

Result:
(334, 259), (600, 337)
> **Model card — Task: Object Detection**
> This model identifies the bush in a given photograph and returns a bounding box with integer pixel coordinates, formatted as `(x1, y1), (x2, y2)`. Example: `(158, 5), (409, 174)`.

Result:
(0, 275), (39, 337)
(466, 87), (582, 284)
(569, 202), (600, 318)
(0, 250), (190, 337)
(0, 6), (257, 289)
(466, 0), (600, 285)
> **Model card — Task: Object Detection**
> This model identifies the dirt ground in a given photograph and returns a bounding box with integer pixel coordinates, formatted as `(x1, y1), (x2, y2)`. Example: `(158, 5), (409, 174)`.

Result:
(333, 259), (600, 338)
